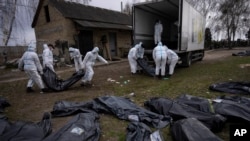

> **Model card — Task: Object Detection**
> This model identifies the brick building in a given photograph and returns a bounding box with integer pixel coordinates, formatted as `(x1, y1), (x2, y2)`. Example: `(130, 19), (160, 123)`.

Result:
(32, 0), (132, 62)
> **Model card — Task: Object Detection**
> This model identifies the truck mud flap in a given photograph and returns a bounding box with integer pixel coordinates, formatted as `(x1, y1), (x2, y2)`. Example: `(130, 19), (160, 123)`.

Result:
(42, 67), (85, 91)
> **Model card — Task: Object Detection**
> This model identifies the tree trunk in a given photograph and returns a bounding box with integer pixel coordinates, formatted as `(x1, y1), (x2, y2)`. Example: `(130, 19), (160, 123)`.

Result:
(4, 0), (17, 46)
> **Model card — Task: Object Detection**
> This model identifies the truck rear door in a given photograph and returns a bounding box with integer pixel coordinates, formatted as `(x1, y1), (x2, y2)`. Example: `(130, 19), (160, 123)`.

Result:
(180, 0), (205, 52)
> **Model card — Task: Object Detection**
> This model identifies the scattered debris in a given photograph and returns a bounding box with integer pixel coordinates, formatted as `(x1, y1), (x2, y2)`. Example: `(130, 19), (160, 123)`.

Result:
(239, 64), (250, 68)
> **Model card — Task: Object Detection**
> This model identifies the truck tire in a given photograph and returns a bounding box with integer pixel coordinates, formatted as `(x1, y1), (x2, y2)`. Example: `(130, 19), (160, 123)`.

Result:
(182, 52), (192, 67)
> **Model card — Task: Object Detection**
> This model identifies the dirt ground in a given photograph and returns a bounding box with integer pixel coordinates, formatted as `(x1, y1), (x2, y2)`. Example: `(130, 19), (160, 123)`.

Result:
(0, 47), (249, 83)
(0, 47), (250, 139)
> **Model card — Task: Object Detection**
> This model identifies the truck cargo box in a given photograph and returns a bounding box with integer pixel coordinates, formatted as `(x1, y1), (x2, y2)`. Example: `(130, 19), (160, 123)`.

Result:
(133, 0), (205, 66)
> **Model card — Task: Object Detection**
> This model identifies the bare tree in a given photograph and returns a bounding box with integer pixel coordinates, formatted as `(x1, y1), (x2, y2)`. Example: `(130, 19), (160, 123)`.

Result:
(0, 0), (39, 46)
(217, 0), (249, 48)
(186, 0), (219, 28)
(1, 0), (93, 46)
(122, 0), (146, 15)
(1, 0), (17, 46)
(122, 2), (132, 15)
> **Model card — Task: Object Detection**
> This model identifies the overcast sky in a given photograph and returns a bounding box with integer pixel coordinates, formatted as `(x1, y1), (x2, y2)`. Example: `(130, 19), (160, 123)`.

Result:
(5, 0), (146, 46)
(89, 0), (145, 11)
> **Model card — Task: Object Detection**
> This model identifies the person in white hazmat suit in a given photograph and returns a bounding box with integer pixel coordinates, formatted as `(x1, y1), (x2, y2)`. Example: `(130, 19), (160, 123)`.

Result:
(18, 42), (48, 93)
(136, 42), (144, 73)
(152, 42), (168, 79)
(69, 47), (84, 72)
(154, 19), (163, 45)
(165, 45), (179, 78)
(81, 47), (108, 86)
(42, 44), (55, 72)
(128, 42), (144, 74)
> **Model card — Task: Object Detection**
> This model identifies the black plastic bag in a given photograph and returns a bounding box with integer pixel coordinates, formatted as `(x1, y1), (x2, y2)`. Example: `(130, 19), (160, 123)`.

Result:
(232, 50), (250, 56)
(175, 94), (250, 124)
(0, 97), (10, 120)
(213, 98), (250, 123)
(137, 58), (155, 77)
(209, 81), (250, 95)
(175, 94), (214, 113)
(50, 96), (171, 128)
(0, 119), (11, 136)
(43, 112), (100, 141)
(126, 122), (164, 141)
(126, 122), (152, 141)
(171, 118), (223, 141)
(217, 95), (250, 107)
(42, 67), (85, 91)
(144, 97), (226, 132)
(92, 96), (171, 128)
(0, 112), (52, 141)
(51, 100), (93, 117)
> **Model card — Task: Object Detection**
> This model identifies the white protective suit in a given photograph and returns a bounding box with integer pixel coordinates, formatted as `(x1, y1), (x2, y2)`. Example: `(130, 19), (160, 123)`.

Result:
(154, 20), (163, 44)
(81, 47), (108, 84)
(18, 42), (46, 92)
(42, 44), (54, 72)
(69, 47), (84, 72)
(128, 43), (144, 74)
(152, 42), (168, 76)
(165, 46), (179, 75)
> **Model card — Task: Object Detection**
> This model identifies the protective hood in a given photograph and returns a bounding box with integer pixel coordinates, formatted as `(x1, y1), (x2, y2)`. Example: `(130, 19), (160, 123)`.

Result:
(27, 41), (36, 52)
(43, 44), (49, 50)
(163, 45), (168, 50)
(135, 42), (143, 49)
(92, 47), (99, 53)
(157, 42), (162, 46)
(138, 42), (143, 47)
(69, 47), (75, 52)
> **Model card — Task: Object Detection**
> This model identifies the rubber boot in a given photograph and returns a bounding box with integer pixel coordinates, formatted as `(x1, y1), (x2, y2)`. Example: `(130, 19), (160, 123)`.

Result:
(40, 88), (49, 94)
(26, 87), (35, 93)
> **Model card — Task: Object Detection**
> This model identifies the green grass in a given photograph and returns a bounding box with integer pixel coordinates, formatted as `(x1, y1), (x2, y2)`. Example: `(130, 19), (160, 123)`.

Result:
(1, 55), (250, 141)
(103, 56), (250, 141)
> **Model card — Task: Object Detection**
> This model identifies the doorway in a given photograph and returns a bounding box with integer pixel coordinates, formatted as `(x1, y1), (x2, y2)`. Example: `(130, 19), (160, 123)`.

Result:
(78, 30), (93, 56)
(108, 32), (117, 57)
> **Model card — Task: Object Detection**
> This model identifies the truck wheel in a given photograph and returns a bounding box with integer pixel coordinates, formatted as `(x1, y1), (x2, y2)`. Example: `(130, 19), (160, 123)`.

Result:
(182, 52), (192, 67)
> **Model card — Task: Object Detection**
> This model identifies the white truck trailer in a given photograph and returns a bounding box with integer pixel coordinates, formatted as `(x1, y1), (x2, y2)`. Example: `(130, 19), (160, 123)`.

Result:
(133, 0), (205, 66)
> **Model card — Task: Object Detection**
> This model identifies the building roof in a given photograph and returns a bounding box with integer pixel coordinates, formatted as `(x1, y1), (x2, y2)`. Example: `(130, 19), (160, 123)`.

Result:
(74, 20), (132, 30)
(32, 0), (132, 29)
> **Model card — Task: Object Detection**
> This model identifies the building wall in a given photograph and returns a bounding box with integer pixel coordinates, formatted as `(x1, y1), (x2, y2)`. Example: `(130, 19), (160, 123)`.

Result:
(34, 0), (77, 61)
(93, 29), (132, 59)
(34, 0), (132, 62)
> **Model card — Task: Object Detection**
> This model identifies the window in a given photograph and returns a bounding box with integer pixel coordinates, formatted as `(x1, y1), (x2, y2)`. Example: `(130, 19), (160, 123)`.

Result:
(44, 5), (50, 22)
